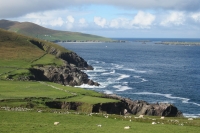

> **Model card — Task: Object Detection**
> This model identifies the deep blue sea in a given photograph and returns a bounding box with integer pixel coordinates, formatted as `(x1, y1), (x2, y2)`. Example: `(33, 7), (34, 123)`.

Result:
(58, 38), (200, 118)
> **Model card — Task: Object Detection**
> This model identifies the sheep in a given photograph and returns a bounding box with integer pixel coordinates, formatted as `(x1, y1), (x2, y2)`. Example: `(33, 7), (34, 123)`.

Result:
(54, 122), (59, 125)
(124, 126), (130, 129)
(160, 116), (165, 119)
(97, 124), (102, 127)
(188, 118), (193, 121)
(152, 122), (156, 125)
(139, 115), (144, 118)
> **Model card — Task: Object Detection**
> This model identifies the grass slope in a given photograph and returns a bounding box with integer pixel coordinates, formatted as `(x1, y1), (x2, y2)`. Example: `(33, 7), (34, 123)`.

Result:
(0, 19), (112, 42)
(0, 80), (118, 107)
(0, 111), (199, 133)
(0, 28), (68, 79)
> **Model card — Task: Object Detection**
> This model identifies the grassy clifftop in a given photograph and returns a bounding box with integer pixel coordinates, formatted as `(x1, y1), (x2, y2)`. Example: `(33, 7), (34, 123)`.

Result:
(0, 19), (112, 42)
(0, 28), (119, 112)
(0, 28), (69, 68)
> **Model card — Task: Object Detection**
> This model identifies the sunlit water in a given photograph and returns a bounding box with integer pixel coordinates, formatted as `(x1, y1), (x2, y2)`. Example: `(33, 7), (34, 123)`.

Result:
(58, 39), (200, 118)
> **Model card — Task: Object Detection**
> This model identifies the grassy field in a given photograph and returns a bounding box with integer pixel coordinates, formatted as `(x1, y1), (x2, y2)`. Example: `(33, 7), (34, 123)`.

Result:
(0, 80), (118, 107)
(31, 54), (64, 67)
(0, 111), (199, 133)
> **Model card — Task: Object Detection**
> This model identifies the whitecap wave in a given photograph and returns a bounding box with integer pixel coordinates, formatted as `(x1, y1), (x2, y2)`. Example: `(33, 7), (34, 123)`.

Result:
(183, 113), (200, 118)
(123, 68), (147, 73)
(133, 92), (200, 107)
(117, 74), (130, 80)
(113, 85), (132, 91)
(101, 70), (116, 75)
(111, 63), (124, 69)
(104, 90), (113, 94)
(75, 84), (106, 89)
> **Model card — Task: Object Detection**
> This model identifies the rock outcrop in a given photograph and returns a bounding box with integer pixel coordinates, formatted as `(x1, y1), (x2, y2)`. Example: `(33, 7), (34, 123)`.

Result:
(30, 64), (99, 86)
(45, 94), (183, 117)
(100, 94), (183, 117)
(29, 40), (98, 86)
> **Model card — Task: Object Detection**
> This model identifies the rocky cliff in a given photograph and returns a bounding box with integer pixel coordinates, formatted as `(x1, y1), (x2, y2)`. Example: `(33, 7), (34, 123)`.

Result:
(29, 40), (98, 86)
(45, 94), (183, 117)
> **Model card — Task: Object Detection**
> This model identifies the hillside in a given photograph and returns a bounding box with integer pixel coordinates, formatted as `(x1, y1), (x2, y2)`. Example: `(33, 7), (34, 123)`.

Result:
(0, 19), (112, 42)
(0, 28), (98, 86)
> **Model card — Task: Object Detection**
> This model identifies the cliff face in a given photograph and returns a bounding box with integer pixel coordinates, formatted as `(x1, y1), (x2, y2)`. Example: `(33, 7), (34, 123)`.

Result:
(30, 40), (93, 69)
(45, 95), (183, 117)
(29, 40), (98, 86)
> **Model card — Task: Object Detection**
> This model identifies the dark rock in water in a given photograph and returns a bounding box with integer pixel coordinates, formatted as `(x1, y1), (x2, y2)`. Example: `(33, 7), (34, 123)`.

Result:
(59, 52), (93, 70)
(30, 64), (99, 86)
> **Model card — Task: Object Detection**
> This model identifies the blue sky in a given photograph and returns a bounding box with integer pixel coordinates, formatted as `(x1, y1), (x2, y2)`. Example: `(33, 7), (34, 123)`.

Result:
(1, 0), (200, 38)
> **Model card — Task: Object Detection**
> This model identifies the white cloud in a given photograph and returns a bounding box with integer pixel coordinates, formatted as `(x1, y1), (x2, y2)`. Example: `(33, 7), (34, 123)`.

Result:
(78, 18), (88, 28)
(110, 19), (120, 28)
(49, 17), (64, 26)
(131, 11), (155, 28)
(94, 17), (107, 28)
(109, 18), (132, 29)
(66, 15), (75, 23)
(191, 12), (200, 22)
(160, 11), (185, 26)
(66, 15), (75, 29)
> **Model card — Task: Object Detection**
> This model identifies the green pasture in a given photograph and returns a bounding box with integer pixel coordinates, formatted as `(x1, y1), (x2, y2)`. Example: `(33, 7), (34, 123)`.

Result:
(65, 95), (118, 104)
(0, 80), (118, 109)
(0, 81), (73, 100)
(46, 82), (103, 97)
(0, 111), (199, 133)
(31, 54), (63, 67)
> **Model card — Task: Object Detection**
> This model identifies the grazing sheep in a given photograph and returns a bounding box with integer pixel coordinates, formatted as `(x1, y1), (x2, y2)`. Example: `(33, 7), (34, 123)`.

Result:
(152, 122), (156, 125)
(124, 126), (130, 129)
(139, 115), (144, 118)
(188, 118), (193, 121)
(54, 122), (59, 125)
(97, 124), (102, 127)
(160, 116), (165, 119)
(105, 116), (108, 118)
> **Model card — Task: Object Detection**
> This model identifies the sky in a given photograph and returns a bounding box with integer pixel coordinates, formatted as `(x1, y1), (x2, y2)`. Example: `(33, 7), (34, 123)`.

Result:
(1, 0), (200, 38)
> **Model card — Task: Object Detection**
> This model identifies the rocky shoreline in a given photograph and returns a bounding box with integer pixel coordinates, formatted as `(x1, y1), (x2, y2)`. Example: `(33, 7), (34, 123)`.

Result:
(45, 94), (183, 117)
(28, 40), (99, 86)
(28, 40), (183, 117)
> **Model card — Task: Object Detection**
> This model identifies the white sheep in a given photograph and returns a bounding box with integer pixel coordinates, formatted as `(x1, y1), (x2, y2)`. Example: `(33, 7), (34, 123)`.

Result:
(152, 122), (156, 125)
(97, 124), (102, 127)
(124, 126), (130, 129)
(54, 122), (59, 125)
(139, 115), (144, 118)
(188, 118), (193, 120)
(160, 116), (165, 119)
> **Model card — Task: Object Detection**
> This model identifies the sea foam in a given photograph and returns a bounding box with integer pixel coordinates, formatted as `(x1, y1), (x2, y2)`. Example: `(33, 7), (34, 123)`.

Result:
(113, 85), (132, 91)
(133, 92), (200, 107)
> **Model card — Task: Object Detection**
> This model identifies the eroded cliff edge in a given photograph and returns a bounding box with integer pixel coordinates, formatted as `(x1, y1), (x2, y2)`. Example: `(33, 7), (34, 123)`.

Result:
(45, 94), (183, 117)
(29, 40), (99, 86)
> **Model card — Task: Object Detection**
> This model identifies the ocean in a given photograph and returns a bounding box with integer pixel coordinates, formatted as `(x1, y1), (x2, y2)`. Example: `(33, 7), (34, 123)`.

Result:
(58, 38), (200, 118)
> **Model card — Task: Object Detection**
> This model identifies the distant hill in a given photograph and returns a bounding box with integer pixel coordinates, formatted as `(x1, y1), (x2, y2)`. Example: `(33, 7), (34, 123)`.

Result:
(0, 19), (112, 42)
